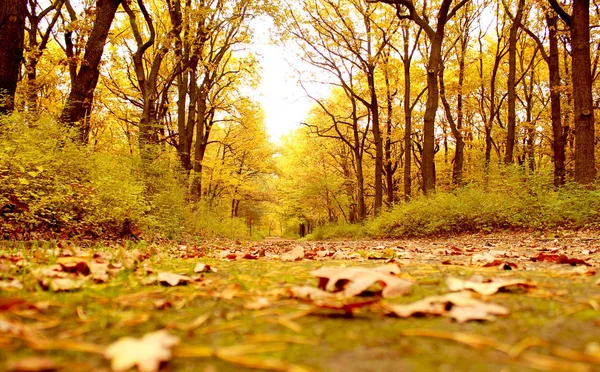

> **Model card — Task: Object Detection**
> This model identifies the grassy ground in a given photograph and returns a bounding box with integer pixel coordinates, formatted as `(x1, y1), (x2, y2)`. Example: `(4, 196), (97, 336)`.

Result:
(1, 232), (599, 371)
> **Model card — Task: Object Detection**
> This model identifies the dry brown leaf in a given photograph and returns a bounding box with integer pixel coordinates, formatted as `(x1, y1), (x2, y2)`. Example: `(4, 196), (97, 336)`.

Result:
(446, 276), (534, 295)
(40, 278), (85, 292)
(105, 330), (179, 372)
(386, 291), (509, 322)
(281, 246), (304, 262)
(471, 252), (497, 265)
(6, 356), (58, 372)
(194, 263), (217, 273)
(218, 250), (237, 260)
(57, 258), (90, 276)
(530, 252), (590, 266)
(311, 265), (412, 298)
(157, 272), (192, 286)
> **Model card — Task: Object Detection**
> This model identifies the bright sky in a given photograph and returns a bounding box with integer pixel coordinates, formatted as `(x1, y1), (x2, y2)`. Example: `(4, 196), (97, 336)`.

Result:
(250, 17), (317, 143)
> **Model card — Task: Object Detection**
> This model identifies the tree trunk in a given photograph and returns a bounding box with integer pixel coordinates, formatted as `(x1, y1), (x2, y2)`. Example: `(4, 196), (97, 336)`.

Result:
(570, 0), (595, 183)
(402, 26), (412, 202)
(439, 65), (465, 187)
(368, 67), (383, 214)
(191, 90), (208, 199)
(549, 0), (595, 183)
(422, 34), (442, 195)
(59, 0), (122, 144)
(547, 14), (565, 186)
(504, 0), (525, 164)
(384, 73), (395, 206)
(0, 0), (26, 114)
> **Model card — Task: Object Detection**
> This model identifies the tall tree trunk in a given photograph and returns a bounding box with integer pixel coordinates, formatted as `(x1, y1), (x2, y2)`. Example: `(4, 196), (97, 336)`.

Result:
(191, 89), (208, 200)
(422, 35), (441, 195)
(0, 0), (26, 114)
(402, 26), (413, 202)
(504, 0), (525, 164)
(570, 0), (595, 183)
(547, 14), (565, 186)
(367, 67), (383, 214)
(439, 66), (465, 187)
(549, 0), (596, 183)
(384, 71), (395, 206)
(59, 0), (122, 144)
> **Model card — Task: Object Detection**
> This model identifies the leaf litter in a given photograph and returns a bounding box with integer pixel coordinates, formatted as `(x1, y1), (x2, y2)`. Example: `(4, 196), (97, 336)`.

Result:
(1, 230), (600, 371)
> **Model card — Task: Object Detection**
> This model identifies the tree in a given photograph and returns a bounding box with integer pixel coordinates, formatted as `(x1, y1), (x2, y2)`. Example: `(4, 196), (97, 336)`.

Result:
(371, 0), (469, 194)
(59, 0), (122, 144)
(548, 0), (596, 183)
(23, 0), (63, 113)
(122, 0), (178, 163)
(504, 0), (525, 164)
(285, 0), (398, 215)
(513, 6), (566, 185)
(0, 0), (26, 114)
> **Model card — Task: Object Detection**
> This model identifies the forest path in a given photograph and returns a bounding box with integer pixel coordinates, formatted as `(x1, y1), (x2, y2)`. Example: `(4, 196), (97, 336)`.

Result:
(1, 230), (599, 371)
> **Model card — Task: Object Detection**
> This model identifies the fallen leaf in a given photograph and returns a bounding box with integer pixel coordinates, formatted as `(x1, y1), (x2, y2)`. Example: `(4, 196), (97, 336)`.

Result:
(446, 276), (534, 295)
(218, 250), (237, 260)
(530, 253), (590, 266)
(57, 258), (90, 276)
(40, 278), (85, 292)
(386, 291), (509, 322)
(194, 263), (217, 273)
(105, 330), (179, 372)
(6, 356), (58, 372)
(471, 252), (497, 265)
(311, 265), (412, 298)
(157, 272), (192, 286)
(281, 246), (304, 262)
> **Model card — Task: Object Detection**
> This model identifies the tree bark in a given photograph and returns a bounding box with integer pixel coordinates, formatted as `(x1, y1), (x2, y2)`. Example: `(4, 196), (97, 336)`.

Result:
(402, 26), (413, 201)
(0, 0), (26, 114)
(59, 0), (122, 144)
(547, 14), (565, 186)
(504, 0), (525, 164)
(549, 0), (596, 183)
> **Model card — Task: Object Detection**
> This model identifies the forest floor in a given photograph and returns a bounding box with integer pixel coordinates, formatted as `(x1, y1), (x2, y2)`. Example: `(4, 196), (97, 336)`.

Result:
(1, 230), (600, 372)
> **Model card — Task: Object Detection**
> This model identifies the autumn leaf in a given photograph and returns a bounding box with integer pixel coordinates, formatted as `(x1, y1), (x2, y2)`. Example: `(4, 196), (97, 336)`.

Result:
(446, 275), (534, 295)
(530, 253), (590, 266)
(281, 246), (305, 262)
(194, 263), (217, 273)
(386, 291), (509, 322)
(157, 272), (193, 286)
(310, 265), (412, 298)
(40, 278), (85, 292)
(105, 330), (179, 372)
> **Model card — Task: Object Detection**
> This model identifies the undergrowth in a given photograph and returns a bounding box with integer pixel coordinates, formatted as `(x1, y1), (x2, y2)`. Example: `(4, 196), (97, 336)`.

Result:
(309, 180), (600, 240)
(0, 114), (253, 241)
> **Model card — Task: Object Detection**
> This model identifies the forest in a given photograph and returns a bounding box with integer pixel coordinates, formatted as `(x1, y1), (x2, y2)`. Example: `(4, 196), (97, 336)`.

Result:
(1, 1), (600, 371)
(0, 0), (598, 241)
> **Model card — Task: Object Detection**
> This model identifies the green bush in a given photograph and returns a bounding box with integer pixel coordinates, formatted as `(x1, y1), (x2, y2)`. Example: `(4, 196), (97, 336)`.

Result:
(308, 173), (600, 240)
(0, 114), (149, 239)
